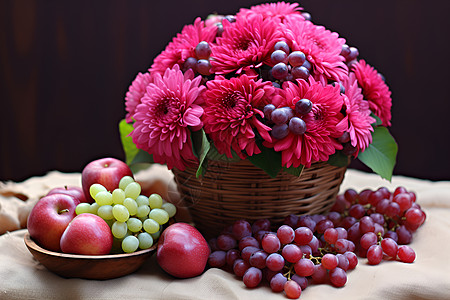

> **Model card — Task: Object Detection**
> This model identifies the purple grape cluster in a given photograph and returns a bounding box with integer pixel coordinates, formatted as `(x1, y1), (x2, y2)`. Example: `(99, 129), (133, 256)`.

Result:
(264, 97), (312, 139)
(330, 186), (425, 264)
(183, 41), (212, 76)
(206, 186), (426, 299)
(269, 41), (311, 83)
(340, 44), (359, 68)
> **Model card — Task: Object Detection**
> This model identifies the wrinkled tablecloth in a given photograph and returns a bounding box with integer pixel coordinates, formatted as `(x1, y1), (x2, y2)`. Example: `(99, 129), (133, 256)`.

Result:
(1, 166), (450, 300)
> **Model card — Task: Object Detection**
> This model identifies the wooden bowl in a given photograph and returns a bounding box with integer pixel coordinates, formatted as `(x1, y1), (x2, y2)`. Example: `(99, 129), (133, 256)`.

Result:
(24, 233), (157, 280)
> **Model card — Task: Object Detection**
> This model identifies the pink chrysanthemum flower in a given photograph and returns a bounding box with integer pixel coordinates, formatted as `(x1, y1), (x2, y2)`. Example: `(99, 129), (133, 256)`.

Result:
(202, 75), (275, 159)
(342, 73), (376, 156)
(266, 78), (346, 168)
(150, 17), (217, 75)
(237, 2), (304, 22)
(124, 72), (152, 123)
(210, 14), (283, 75)
(283, 15), (348, 82)
(131, 65), (205, 170)
(352, 60), (392, 126)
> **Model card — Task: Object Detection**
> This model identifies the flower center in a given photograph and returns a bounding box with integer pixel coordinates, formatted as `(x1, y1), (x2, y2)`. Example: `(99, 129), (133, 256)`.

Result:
(222, 91), (240, 108)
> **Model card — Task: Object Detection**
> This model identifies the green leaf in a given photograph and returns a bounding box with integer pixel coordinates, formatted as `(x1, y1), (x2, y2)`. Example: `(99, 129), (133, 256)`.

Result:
(119, 119), (139, 165)
(327, 151), (350, 167)
(283, 165), (304, 177)
(247, 147), (282, 178)
(357, 126), (398, 181)
(371, 113), (383, 127)
(190, 129), (211, 178)
(206, 144), (241, 162)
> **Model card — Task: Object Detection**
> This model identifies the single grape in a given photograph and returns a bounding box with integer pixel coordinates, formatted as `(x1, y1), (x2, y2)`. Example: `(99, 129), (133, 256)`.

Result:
(183, 57), (198, 72)
(271, 124), (289, 139)
(251, 219), (271, 234)
(404, 208), (426, 226)
(243, 267), (262, 288)
(381, 237), (398, 258)
(263, 104), (276, 120)
(241, 246), (260, 262)
(208, 250), (227, 268)
(232, 219), (252, 240)
(322, 253), (338, 270)
(136, 195), (149, 207)
(148, 193), (163, 209)
(324, 228), (339, 244)
(94, 191), (113, 206)
(294, 258), (315, 277)
(397, 245), (416, 263)
(123, 198), (138, 216)
(385, 202), (401, 218)
(112, 204), (130, 222)
(249, 250), (268, 269)
(89, 183), (107, 199)
(261, 233), (281, 253)
(348, 204), (365, 219)
(294, 227), (313, 245)
(195, 41), (211, 59)
(97, 205), (114, 220)
(112, 188), (126, 205)
(217, 234), (237, 251)
(122, 235), (139, 253)
(274, 41), (290, 53)
(75, 203), (91, 215)
(270, 272), (287, 293)
(294, 98), (312, 115)
(288, 117), (307, 135)
(335, 239), (349, 254)
(337, 131), (350, 143)
(149, 208), (169, 225)
(340, 44), (351, 58)
(271, 49), (288, 64)
(291, 66), (310, 80)
(143, 218), (160, 234)
(196, 59), (212, 76)
(266, 253), (285, 272)
(346, 47), (359, 62)
(288, 51), (306, 67)
(161, 202), (177, 218)
(359, 216), (375, 234)
(367, 244), (383, 265)
(226, 249), (240, 266)
(271, 108), (289, 125)
(137, 232), (154, 249)
(284, 280), (302, 299)
(360, 232), (378, 249)
(336, 253), (350, 271)
(329, 267), (347, 287)
(316, 219), (334, 234)
(118, 176), (135, 191)
(344, 251), (358, 269)
(311, 263), (328, 284)
(281, 244), (303, 264)
(393, 193), (412, 212)
(233, 259), (250, 277)
(277, 225), (295, 244)
(127, 217), (143, 232)
(238, 236), (259, 251)
(124, 182), (141, 200)
(111, 221), (128, 239)
(136, 205), (151, 218)
(396, 225), (413, 244)
(271, 62), (289, 80)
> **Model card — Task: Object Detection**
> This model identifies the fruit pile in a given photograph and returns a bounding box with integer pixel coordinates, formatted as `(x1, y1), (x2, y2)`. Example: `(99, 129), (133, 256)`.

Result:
(207, 186), (426, 299)
(27, 157), (176, 255)
(78, 176), (176, 253)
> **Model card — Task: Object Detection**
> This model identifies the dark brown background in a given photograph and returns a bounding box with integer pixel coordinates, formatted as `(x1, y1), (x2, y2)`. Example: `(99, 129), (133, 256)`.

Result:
(1, 0), (449, 182)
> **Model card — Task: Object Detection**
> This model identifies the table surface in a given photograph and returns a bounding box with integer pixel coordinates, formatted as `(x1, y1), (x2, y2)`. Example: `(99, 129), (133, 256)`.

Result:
(1, 167), (450, 300)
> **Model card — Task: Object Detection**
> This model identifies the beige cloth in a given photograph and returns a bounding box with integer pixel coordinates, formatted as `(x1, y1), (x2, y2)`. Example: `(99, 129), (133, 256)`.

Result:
(0, 167), (450, 300)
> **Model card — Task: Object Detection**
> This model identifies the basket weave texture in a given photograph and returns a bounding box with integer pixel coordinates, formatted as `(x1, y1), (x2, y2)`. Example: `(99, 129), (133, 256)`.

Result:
(172, 159), (347, 238)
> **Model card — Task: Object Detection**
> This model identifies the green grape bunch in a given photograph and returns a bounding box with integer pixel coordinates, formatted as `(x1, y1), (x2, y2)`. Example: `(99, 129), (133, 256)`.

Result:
(75, 176), (177, 254)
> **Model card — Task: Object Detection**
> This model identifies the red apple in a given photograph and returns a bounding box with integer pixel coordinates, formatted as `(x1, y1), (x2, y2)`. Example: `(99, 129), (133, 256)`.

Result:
(157, 223), (210, 278)
(81, 157), (133, 203)
(60, 213), (113, 255)
(47, 186), (87, 204)
(27, 194), (78, 252)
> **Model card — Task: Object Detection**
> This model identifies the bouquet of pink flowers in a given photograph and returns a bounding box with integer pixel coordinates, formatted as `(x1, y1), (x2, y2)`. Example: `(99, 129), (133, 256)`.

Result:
(120, 2), (397, 180)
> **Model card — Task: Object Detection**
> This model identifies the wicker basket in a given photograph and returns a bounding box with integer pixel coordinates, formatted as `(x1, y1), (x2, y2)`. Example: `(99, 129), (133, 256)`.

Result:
(172, 159), (347, 238)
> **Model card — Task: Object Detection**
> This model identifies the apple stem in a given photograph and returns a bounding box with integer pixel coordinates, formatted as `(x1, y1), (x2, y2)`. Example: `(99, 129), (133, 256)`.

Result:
(59, 208), (70, 214)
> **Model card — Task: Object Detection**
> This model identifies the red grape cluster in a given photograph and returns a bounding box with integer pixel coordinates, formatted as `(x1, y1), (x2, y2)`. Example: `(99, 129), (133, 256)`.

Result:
(330, 186), (425, 264)
(206, 186), (425, 299)
(263, 97), (312, 140)
(269, 41), (311, 83)
(183, 41), (213, 76)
